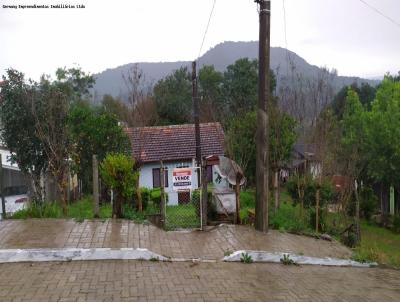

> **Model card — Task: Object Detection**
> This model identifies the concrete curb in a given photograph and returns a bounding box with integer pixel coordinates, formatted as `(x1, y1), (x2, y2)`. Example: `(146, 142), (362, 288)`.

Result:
(0, 248), (167, 263)
(0, 248), (377, 268)
(223, 250), (378, 268)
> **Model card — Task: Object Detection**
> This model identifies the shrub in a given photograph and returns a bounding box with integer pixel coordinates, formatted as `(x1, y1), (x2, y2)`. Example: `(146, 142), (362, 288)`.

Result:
(100, 153), (138, 217)
(140, 188), (151, 210)
(341, 230), (357, 248)
(11, 201), (62, 219)
(347, 186), (378, 220)
(360, 187), (378, 220)
(308, 207), (327, 232)
(269, 202), (309, 233)
(392, 215), (400, 233)
(286, 175), (333, 208)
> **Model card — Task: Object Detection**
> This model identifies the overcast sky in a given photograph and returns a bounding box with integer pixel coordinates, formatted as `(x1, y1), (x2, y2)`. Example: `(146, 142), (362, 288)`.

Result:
(0, 0), (399, 80)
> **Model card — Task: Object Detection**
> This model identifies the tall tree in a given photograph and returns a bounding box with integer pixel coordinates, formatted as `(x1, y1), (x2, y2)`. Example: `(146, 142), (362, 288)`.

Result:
(0, 69), (47, 201)
(32, 68), (94, 213)
(68, 101), (130, 193)
(153, 67), (192, 125)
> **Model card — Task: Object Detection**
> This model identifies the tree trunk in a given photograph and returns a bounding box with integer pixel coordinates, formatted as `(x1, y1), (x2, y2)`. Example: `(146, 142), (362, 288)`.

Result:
(274, 170), (279, 213)
(235, 173), (241, 225)
(113, 191), (123, 218)
(354, 179), (361, 243)
(315, 179), (320, 233)
(135, 178), (142, 212)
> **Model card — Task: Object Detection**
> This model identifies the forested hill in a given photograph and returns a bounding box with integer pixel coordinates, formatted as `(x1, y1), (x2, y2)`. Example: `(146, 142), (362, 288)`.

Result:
(92, 41), (378, 102)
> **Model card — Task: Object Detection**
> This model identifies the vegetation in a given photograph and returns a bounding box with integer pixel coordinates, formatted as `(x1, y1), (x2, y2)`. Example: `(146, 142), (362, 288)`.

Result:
(240, 252), (253, 264)
(353, 221), (400, 267)
(280, 254), (297, 265)
(68, 101), (130, 192)
(11, 196), (111, 220)
(100, 153), (138, 218)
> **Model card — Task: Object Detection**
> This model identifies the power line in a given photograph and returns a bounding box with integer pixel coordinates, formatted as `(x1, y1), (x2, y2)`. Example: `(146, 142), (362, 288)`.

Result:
(197, 0), (217, 62)
(282, 0), (290, 77)
(358, 0), (400, 29)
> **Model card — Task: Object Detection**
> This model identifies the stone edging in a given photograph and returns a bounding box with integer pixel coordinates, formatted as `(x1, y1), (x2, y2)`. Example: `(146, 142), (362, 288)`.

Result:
(0, 248), (377, 268)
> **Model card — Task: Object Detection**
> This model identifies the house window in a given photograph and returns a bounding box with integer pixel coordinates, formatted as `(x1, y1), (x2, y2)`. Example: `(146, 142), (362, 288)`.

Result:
(152, 168), (168, 188)
(206, 165), (213, 183)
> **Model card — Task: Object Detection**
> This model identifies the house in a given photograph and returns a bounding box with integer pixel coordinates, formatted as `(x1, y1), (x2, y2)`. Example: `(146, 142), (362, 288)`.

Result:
(125, 122), (227, 205)
(0, 142), (30, 190)
(285, 143), (321, 178)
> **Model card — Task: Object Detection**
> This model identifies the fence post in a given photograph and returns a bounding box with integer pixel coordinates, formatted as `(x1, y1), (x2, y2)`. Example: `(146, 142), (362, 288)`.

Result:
(0, 154), (6, 219)
(92, 154), (100, 218)
(201, 158), (208, 229)
(160, 161), (166, 228)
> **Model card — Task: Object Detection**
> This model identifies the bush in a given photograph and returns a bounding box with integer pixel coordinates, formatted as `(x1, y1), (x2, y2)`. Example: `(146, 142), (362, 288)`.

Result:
(269, 202), (309, 233)
(11, 201), (62, 219)
(308, 207), (327, 232)
(140, 188), (151, 210)
(341, 231), (357, 248)
(347, 186), (378, 220)
(392, 215), (400, 233)
(286, 175), (333, 208)
(360, 187), (378, 220)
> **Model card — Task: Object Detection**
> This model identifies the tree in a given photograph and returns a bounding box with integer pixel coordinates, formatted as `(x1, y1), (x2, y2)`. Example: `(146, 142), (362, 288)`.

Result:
(68, 101), (130, 193)
(223, 58), (276, 117)
(226, 108), (296, 187)
(331, 82), (376, 119)
(153, 67), (192, 125)
(198, 65), (224, 122)
(364, 78), (400, 212)
(0, 69), (48, 201)
(340, 88), (366, 240)
(100, 153), (137, 218)
(32, 67), (94, 214)
(269, 106), (297, 210)
(101, 94), (131, 124)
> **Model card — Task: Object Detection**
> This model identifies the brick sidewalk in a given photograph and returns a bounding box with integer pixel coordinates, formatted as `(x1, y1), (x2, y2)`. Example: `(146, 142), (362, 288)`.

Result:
(0, 261), (399, 301)
(0, 219), (351, 260)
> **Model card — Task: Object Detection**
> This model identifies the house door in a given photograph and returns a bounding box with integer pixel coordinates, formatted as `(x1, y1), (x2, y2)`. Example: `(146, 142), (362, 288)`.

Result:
(178, 191), (190, 205)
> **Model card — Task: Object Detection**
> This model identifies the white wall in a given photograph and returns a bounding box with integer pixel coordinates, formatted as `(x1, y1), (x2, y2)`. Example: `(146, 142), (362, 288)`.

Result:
(0, 148), (19, 170)
(139, 159), (228, 205)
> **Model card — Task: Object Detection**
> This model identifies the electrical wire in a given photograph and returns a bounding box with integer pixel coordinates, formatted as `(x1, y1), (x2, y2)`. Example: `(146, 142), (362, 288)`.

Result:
(197, 0), (217, 63)
(282, 0), (290, 77)
(358, 0), (400, 29)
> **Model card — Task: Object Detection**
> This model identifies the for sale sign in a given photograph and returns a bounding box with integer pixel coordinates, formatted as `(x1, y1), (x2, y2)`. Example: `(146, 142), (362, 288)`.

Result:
(172, 168), (192, 191)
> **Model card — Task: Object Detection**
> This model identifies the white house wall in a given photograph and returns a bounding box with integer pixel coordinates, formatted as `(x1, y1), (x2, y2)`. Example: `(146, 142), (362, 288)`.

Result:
(139, 159), (228, 205)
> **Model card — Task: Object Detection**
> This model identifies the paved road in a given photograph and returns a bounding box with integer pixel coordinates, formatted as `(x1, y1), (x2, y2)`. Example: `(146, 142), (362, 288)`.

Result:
(0, 219), (351, 260)
(0, 260), (398, 302)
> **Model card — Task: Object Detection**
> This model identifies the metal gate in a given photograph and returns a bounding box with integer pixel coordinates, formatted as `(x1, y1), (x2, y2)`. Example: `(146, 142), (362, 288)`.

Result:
(161, 164), (203, 230)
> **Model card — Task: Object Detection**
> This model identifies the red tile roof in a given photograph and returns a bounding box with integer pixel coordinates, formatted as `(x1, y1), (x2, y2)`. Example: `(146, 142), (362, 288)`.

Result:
(125, 123), (225, 163)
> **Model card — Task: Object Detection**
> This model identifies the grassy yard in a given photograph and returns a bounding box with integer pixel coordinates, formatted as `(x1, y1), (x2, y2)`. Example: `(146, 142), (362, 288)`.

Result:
(353, 221), (400, 267)
(165, 203), (200, 230)
(239, 188), (400, 267)
(10, 196), (112, 220)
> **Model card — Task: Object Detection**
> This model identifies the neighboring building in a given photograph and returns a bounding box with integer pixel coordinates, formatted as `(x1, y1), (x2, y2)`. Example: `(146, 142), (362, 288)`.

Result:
(285, 143), (321, 178)
(125, 122), (227, 205)
(0, 142), (30, 190)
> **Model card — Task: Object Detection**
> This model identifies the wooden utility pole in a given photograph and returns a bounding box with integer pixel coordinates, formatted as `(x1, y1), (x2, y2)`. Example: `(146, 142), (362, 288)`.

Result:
(192, 61), (207, 228)
(0, 154), (6, 219)
(255, 0), (271, 232)
(192, 61), (202, 184)
(92, 155), (100, 218)
(160, 161), (165, 227)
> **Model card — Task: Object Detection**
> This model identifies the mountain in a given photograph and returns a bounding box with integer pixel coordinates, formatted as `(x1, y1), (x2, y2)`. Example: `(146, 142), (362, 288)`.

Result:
(92, 41), (378, 102)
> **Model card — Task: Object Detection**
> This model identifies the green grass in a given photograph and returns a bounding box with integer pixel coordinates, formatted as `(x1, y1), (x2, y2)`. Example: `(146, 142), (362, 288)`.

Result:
(352, 220), (400, 267)
(12, 196), (121, 221)
(165, 203), (200, 230)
